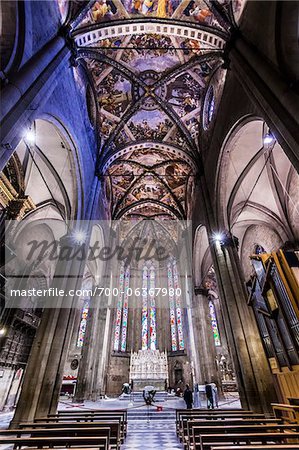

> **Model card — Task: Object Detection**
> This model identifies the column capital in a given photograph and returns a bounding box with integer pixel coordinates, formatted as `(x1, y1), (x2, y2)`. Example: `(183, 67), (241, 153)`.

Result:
(194, 286), (209, 296)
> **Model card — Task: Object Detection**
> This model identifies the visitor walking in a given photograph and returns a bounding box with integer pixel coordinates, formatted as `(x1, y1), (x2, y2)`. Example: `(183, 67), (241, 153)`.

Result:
(204, 381), (214, 409)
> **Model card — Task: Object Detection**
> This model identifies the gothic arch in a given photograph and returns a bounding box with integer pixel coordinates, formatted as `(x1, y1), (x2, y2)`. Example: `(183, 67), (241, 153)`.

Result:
(216, 116), (299, 275)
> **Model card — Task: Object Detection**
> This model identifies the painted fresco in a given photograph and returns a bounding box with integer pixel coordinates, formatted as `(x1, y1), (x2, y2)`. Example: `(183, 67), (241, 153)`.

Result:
(107, 146), (192, 218)
(121, 0), (180, 17)
(76, 0), (223, 29)
(78, 0), (225, 220)
(128, 110), (172, 141)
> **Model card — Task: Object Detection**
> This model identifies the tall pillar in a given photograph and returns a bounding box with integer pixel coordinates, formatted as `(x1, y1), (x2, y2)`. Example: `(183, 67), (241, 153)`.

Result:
(209, 233), (277, 412)
(73, 282), (99, 403)
(192, 287), (222, 389)
(11, 235), (88, 426)
(200, 179), (277, 413)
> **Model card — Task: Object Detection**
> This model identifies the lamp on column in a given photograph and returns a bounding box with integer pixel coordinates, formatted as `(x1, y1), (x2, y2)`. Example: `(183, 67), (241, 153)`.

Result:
(212, 231), (239, 251)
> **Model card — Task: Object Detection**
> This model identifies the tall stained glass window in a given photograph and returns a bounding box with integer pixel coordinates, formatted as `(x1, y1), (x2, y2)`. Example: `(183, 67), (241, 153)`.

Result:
(77, 279), (92, 348)
(167, 259), (185, 351)
(77, 300), (89, 347)
(114, 263), (130, 352)
(209, 300), (221, 346)
(141, 262), (157, 350)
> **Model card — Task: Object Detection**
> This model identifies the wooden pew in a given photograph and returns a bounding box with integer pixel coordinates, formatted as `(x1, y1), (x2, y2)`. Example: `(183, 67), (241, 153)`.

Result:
(32, 414), (127, 440)
(19, 421), (121, 448)
(0, 435), (108, 449)
(176, 411), (269, 437)
(190, 424), (299, 450)
(177, 413), (277, 440)
(0, 426), (121, 450)
(199, 432), (299, 450)
(176, 409), (250, 431)
(176, 409), (252, 429)
(52, 410), (127, 423)
(272, 403), (299, 423)
(182, 418), (284, 443)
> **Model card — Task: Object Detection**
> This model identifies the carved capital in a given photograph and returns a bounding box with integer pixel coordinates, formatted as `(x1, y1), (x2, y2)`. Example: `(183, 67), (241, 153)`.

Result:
(194, 286), (209, 296)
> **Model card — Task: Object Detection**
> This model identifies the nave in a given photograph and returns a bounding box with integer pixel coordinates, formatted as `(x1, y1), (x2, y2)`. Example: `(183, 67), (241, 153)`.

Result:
(1, 0), (299, 449)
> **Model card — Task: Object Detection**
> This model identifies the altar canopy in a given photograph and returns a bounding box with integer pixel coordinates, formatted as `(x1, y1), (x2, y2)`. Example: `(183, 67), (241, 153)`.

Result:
(130, 349), (168, 390)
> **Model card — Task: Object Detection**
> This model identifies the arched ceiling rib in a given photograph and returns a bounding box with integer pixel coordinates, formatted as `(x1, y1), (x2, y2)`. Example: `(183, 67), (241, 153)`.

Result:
(72, 1), (229, 220)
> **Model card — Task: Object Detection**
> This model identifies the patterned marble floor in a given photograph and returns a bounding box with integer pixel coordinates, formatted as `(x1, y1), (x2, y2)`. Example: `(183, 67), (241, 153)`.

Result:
(121, 417), (183, 450)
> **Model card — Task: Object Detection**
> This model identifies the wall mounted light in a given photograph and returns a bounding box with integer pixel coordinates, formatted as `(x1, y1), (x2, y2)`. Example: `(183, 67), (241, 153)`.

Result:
(24, 129), (36, 145)
(72, 229), (87, 245)
(263, 133), (275, 145)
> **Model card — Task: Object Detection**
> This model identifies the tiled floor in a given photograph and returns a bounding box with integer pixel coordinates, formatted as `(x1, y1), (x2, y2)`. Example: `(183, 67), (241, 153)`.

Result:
(121, 407), (183, 450)
(121, 421), (183, 450)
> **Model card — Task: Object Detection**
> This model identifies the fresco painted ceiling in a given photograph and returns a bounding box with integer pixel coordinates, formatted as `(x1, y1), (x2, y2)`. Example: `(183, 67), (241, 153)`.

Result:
(70, 0), (246, 220)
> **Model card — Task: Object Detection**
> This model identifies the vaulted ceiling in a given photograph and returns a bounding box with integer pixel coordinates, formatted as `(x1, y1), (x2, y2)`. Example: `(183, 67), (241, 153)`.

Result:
(69, 0), (246, 220)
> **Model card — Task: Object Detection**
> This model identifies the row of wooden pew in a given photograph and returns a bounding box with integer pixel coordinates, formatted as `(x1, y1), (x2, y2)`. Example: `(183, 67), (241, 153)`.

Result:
(176, 408), (299, 450)
(0, 409), (127, 449)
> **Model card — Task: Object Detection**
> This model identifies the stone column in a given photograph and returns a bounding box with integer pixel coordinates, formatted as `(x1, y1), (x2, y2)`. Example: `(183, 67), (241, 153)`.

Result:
(72, 282), (98, 403)
(11, 235), (88, 426)
(192, 287), (222, 389)
(209, 234), (277, 412)
(74, 249), (116, 402)
(200, 179), (277, 413)
(229, 36), (299, 173)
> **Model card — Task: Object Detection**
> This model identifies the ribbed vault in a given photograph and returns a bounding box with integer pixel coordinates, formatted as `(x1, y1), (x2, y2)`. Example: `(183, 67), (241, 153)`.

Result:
(71, 0), (235, 219)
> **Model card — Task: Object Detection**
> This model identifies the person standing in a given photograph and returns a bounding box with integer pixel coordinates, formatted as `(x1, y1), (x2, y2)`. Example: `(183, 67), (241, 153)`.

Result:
(193, 383), (201, 408)
(183, 384), (193, 409)
(211, 381), (219, 408)
(204, 381), (214, 409)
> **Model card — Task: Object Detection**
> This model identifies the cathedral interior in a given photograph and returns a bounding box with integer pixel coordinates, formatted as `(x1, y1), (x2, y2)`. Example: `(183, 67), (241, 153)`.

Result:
(0, 0), (299, 449)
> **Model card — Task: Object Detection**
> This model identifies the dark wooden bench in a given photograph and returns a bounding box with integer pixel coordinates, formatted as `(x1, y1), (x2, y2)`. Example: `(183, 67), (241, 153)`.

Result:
(191, 424), (299, 446)
(199, 432), (299, 450)
(176, 409), (250, 431)
(177, 414), (277, 440)
(53, 410), (127, 423)
(32, 414), (126, 440)
(177, 411), (269, 438)
(272, 403), (299, 423)
(19, 421), (121, 448)
(190, 424), (299, 450)
(0, 435), (108, 449)
(182, 418), (284, 446)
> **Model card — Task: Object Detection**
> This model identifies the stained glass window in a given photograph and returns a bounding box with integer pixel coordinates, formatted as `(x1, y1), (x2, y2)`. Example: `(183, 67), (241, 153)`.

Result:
(141, 262), (157, 351)
(77, 278), (92, 348)
(149, 265), (156, 350)
(209, 300), (221, 346)
(114, 263), (130, 352)
(167, 259), (185, 351)
(121, 266), (130, 352)
(77, 299), (89, 347)
(141, 266), (148, 350)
